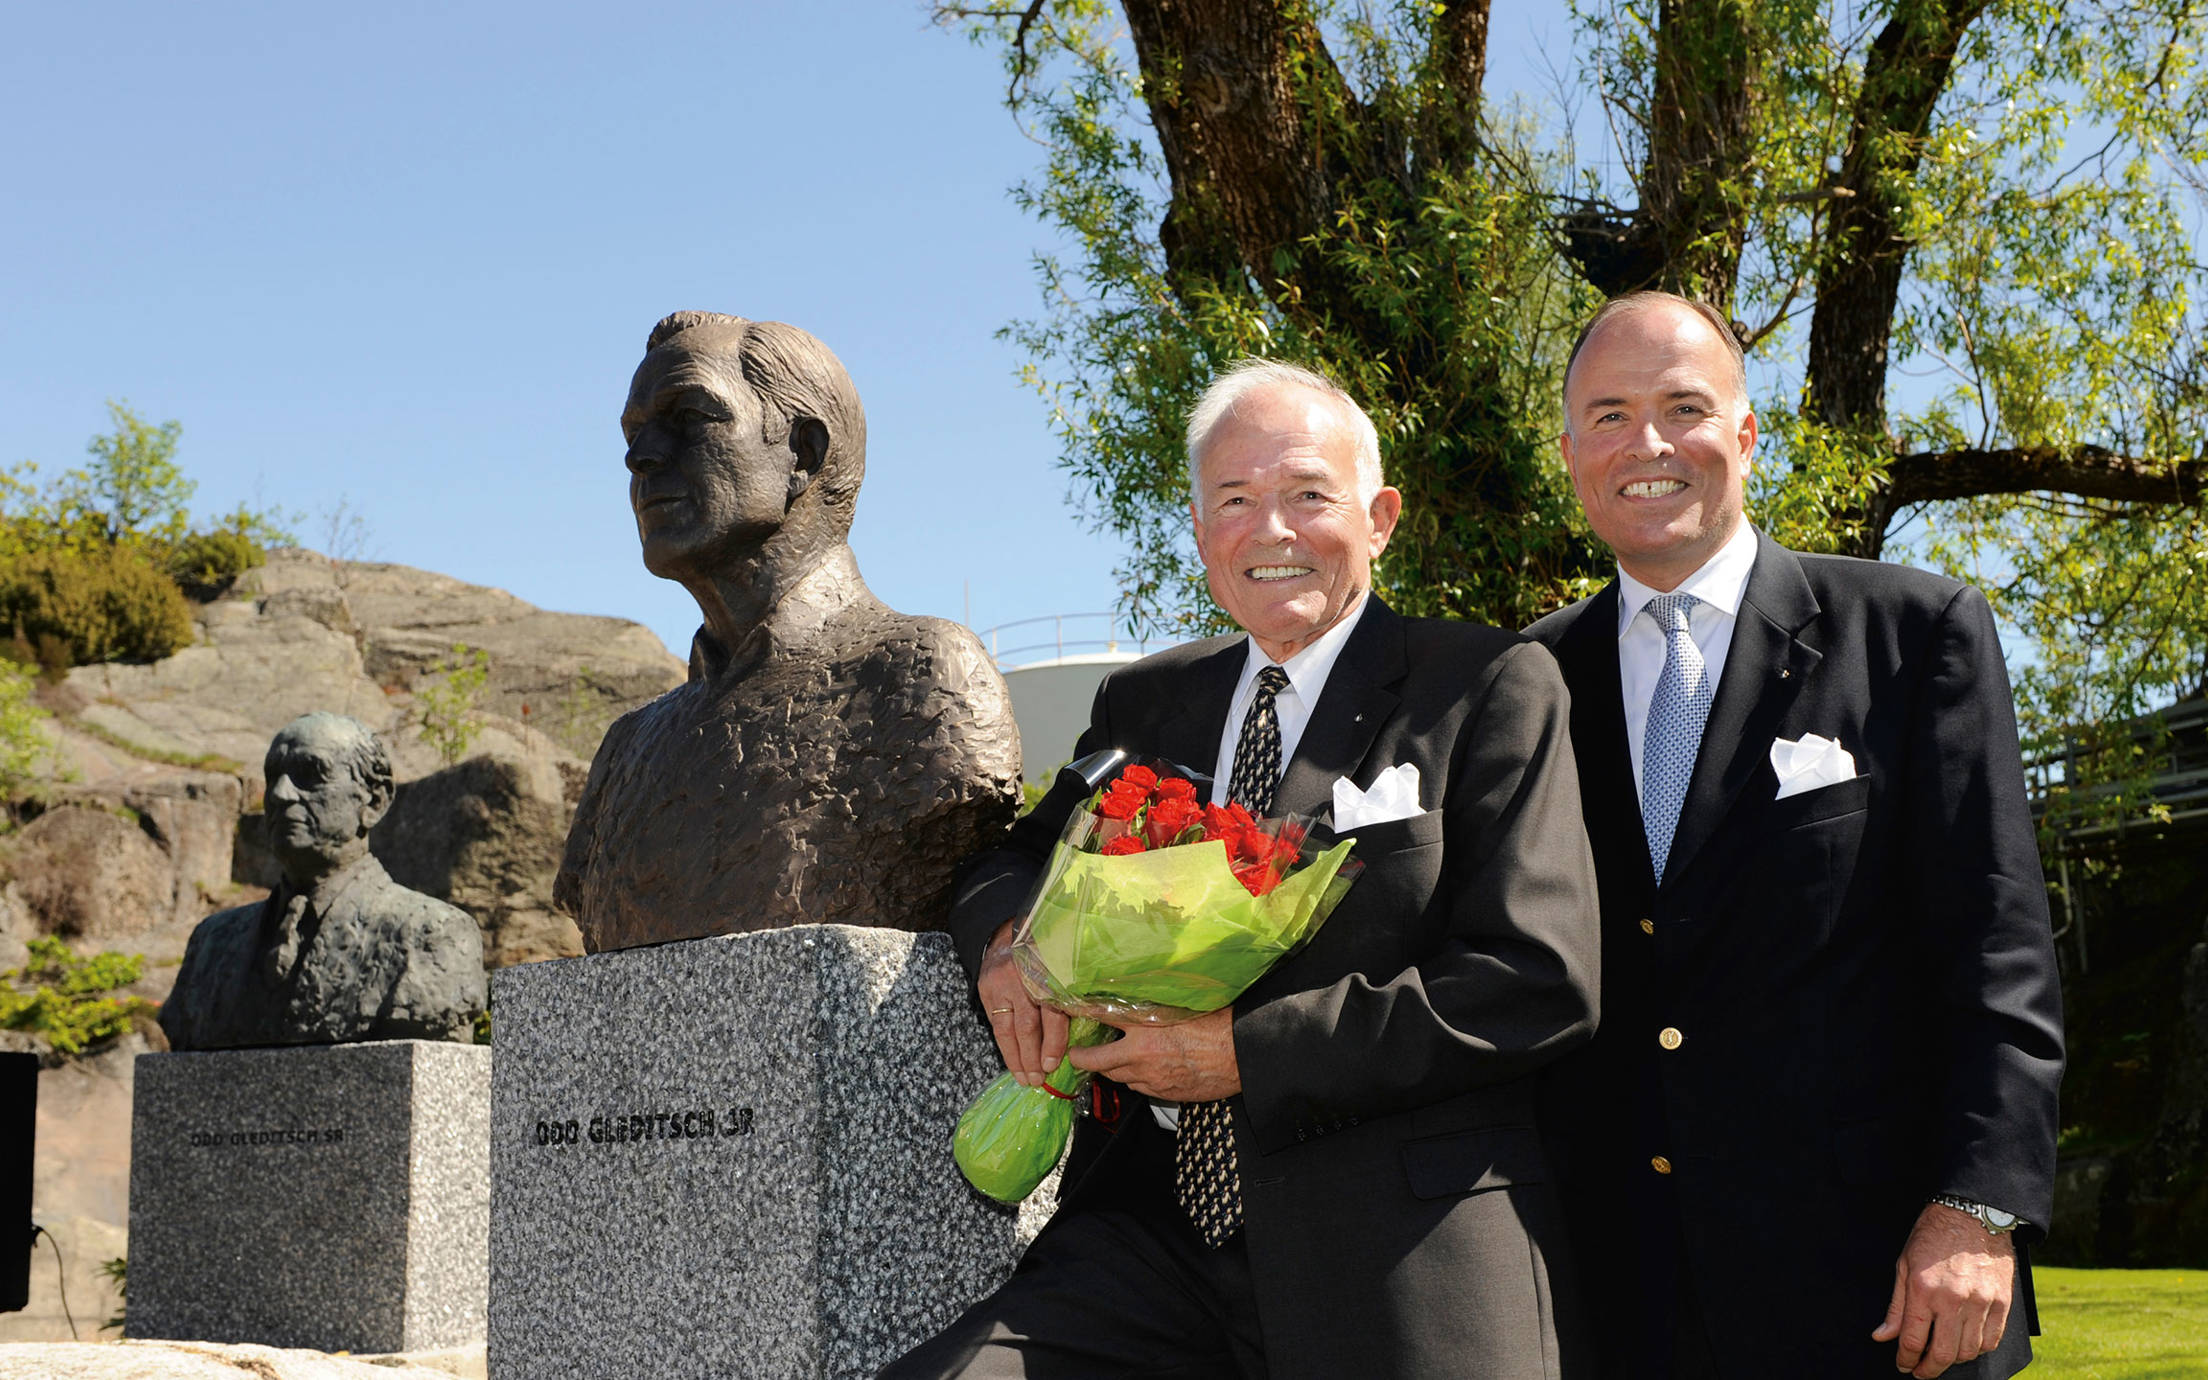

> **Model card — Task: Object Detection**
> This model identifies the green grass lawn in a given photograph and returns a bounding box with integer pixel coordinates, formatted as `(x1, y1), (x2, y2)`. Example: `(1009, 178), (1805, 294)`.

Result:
(2032, 1268), (2207, 1378)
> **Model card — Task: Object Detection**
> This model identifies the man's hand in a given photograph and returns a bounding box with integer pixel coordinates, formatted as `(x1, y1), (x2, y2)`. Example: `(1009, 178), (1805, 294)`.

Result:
(977, 919), (1068, 1087)
(1067, 1007), (1239, 1102)
(1872, 1202), (2017, 1377)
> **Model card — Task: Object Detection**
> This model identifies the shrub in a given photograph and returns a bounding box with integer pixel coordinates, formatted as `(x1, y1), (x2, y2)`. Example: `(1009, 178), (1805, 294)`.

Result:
(416, 644), (491, 765)
(0, 660), (52, 797)
(0, 936), (157, 1055)
(163, 527), (264, 600)
(0, 546), (193, 669)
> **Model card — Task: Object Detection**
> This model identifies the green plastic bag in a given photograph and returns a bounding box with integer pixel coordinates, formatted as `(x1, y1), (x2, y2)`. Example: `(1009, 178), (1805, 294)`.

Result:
(953, 1017), (1105, 1203)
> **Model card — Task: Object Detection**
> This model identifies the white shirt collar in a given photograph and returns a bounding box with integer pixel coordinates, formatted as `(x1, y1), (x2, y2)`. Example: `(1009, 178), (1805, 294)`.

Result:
(1615, 522), (1760, 638)
(1241, 592), (1370, 698)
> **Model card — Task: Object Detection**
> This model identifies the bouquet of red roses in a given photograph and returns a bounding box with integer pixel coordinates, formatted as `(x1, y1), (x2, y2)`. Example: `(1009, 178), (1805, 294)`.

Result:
(953, 756), (1361, 1202)
(1008, 760), (1360, 1022)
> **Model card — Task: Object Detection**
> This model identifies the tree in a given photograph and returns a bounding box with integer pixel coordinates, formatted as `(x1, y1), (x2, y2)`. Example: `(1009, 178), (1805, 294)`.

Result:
(67, 401), (195, 547)
(939, 0), (1607, 634)
(934, 0), (2208, 745)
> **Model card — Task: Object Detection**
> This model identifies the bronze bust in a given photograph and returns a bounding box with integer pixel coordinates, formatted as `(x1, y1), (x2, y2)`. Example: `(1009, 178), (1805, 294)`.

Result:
(161, 714), (488, 1050)
(554, 312), (1021, 951)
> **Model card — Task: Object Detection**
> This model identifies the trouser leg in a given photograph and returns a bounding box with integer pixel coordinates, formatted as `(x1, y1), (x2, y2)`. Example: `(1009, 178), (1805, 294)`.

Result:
(881, 1119), (1267, 1380)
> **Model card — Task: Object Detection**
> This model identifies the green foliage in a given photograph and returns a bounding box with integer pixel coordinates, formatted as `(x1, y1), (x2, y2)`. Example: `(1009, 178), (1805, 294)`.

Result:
(98, 1255), (126, 1335)
(946, 0), (2208, 769)
(943, 2), (1605, 636)
(70, 401), (194, 547)
(0, 660), (54, 798)
(1569, 0), (2208, 742)
(0, 936), (156, 1056)
(0, 545), (195, 670)
(416, 644), (492, 766)
(0, 404), (295, 666)
(548, 666), (615, 759)
(160, 502), (291, 599)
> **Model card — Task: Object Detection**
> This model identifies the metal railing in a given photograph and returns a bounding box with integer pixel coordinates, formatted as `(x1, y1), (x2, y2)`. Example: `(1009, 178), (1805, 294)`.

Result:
(980, 613), (1166, 671)
(2027, 696), (2208, 843)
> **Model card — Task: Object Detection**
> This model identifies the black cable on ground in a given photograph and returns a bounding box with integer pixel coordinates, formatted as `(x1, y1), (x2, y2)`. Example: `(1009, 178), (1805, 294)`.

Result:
(30, 1223), (77, 1341)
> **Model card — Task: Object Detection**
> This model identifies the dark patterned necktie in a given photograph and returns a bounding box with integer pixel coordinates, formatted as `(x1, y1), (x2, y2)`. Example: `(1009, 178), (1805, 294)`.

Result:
(1178, 663), (1290, 1247)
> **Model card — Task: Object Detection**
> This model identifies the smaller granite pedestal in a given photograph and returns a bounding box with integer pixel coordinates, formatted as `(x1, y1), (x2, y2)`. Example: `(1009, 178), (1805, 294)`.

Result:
(128, 1040), (491, 1352)
(489, 925), (1047, 1380)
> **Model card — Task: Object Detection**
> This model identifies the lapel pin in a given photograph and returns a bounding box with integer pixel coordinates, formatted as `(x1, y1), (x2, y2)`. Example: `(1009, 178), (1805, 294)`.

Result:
(1353, 713), (1364, 723)
(1778, 668), (1793, 680)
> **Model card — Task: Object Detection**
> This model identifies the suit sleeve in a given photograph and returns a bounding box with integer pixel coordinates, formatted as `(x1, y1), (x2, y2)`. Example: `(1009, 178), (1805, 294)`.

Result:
(945, 674), (1117, 989)
(1904, 585), (2065, 1237)
(1233, 640), (1602, 1149)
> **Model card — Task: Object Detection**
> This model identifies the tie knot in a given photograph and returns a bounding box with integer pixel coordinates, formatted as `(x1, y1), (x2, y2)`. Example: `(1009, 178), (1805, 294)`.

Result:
(1645, 592), (1699, 634)
(1254, 665), (1289, 699)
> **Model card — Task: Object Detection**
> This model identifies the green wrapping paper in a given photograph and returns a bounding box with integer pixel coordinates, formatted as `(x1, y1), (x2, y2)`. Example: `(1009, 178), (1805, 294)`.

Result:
(1017, 834), (1359, 1020)
(952, 1016), (1106, 1203)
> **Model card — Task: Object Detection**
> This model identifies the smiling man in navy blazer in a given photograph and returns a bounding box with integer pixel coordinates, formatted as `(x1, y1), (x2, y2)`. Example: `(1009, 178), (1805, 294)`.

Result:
(1526, 292), (2065, 1379)
(885, 360), (1602, 1380)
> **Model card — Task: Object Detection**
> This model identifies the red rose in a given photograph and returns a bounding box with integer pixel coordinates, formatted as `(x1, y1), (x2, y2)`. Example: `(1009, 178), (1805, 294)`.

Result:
(1200, 803), (1247, 839)
(1100, 836), (1147, 856)
(1232, 859), (1285, 896)
(1096, 788), (1142, 821)
(1154, 777), (1198, 802)
(1116, 764), (1159, 792)
(1144, 796), (1203, 848)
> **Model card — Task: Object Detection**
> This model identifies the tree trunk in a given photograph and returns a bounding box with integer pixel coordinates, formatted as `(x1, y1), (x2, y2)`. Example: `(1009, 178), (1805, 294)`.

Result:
(1802, 0), (1988, 556)
(1124, 0), (1351, 306)
(1558, 0), (1758, 306)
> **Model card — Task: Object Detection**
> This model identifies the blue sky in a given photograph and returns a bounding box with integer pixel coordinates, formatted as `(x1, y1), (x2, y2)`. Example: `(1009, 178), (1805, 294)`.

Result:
(1, 3), (1567, 660)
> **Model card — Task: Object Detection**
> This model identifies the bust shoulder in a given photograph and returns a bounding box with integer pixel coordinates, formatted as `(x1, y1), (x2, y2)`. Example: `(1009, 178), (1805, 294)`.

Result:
(171, 897), (259, 976)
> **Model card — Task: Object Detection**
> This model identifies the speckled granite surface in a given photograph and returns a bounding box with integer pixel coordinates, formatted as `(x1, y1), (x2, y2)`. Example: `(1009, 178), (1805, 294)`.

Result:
(128, 1041), (490, 1352)
(487, 925), (1047, 1380)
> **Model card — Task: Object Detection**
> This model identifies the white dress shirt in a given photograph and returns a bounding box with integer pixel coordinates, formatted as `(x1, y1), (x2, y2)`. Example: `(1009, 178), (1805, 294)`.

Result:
(1153, 594), (1370, 1131)
(1209, 594), (1371, 806)
(1616, 522), (1759, 798)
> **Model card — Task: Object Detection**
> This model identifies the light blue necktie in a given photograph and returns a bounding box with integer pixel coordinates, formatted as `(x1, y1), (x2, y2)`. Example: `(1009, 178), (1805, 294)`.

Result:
(1642, 593), (1712, 882)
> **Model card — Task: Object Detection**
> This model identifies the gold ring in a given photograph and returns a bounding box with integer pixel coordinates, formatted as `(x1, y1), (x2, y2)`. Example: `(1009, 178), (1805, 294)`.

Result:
(989, 1006), (1014, 1015)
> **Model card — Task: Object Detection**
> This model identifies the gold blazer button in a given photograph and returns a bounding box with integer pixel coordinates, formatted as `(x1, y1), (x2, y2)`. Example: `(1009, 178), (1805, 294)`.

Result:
(1658, 1026), (1684, 1050)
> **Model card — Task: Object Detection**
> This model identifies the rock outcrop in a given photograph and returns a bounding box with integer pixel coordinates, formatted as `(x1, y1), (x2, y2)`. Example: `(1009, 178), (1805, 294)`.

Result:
(0, 547), (685, 986)
(0, 551), (689, 1345)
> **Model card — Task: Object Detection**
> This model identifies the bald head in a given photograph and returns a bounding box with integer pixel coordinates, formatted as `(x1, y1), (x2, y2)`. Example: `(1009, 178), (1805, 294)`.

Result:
(1563, 292), (1747, 430)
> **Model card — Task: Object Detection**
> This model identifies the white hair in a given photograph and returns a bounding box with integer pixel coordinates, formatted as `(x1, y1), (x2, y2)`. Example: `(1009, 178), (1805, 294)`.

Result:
(1184, 359), (1385, 511)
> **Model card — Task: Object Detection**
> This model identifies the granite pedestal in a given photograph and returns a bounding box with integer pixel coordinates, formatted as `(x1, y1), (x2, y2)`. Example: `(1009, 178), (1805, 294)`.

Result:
(128, 1039), (491, 1352)
(488, 925), (1047, 1380)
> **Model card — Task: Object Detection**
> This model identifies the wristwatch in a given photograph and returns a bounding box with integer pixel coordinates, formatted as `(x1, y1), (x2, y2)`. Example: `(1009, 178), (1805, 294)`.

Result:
(1930, 1194), (2022, 1235)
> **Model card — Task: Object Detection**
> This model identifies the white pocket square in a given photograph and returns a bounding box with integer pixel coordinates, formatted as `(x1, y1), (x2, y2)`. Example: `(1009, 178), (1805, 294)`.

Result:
(1334, 762), (1423, 828)
(1769, 734), (1859, 800)
(1333, 759), (1421, 821)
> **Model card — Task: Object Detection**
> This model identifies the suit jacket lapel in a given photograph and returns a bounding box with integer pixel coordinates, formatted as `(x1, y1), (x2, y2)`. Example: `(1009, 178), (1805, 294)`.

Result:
(1552, 583), (1652, 883)
(1275, 599), (1405, 819)
(1151, 638), (1249, 788)
(1661, 533), (1823, 890)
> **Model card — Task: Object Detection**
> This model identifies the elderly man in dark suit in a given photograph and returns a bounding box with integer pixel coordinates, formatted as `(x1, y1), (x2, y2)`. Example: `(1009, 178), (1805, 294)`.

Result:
(1526, 292), (2065, 1379)
(884, 360), (1602, 1379)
